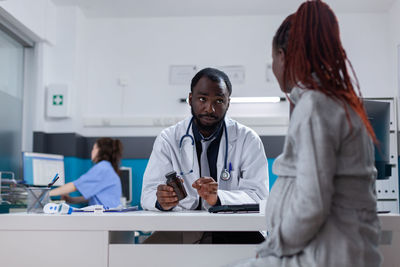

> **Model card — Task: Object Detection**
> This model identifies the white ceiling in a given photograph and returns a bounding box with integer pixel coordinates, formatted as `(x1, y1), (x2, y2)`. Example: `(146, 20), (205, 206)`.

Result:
(51, 0), (397, 18)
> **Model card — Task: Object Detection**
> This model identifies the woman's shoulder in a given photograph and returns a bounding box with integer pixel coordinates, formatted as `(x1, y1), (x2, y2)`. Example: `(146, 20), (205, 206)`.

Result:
(92, 160), (114, 172)
(290, 88), (354, 141)
(294, 88), (346, 121)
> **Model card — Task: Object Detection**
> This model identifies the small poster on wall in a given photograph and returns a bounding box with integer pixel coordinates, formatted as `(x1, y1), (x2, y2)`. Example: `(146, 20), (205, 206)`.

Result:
(169, 65), (197, 85)
(219, 65), (245, 84)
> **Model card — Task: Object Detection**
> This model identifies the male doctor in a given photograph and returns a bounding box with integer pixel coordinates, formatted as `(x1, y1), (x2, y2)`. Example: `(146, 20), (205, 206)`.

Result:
(141, 68), (269, 244)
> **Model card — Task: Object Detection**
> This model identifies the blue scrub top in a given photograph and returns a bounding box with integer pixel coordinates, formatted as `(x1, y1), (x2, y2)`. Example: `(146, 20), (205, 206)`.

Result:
(73, 160), (122, 209)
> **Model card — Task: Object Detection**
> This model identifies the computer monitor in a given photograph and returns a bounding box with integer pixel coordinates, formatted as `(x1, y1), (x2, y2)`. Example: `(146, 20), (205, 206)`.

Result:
(119, 166), (132, 203)
(22, 152), (65, 186)
(364, 100), (391, 180)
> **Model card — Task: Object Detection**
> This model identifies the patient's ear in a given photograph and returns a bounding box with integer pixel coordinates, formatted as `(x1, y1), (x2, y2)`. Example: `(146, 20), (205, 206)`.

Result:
(188, 92), (193, 105)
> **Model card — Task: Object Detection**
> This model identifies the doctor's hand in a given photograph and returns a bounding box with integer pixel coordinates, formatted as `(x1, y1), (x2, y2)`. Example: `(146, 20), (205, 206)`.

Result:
(156, 184), (179, 210)
(192, 177), (218, 206)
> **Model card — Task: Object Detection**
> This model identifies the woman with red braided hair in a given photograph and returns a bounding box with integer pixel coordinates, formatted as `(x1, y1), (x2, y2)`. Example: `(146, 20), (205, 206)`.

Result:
(231, 1), (382, 266)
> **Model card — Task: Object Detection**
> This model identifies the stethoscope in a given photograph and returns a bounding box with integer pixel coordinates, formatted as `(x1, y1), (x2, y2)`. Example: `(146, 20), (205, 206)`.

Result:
(179, 117), (231, 181)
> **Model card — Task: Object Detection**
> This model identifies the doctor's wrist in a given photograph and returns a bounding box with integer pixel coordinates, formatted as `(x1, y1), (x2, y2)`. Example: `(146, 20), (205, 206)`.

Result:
(212, 197), (221, 207)
(155, 200), (173, 211)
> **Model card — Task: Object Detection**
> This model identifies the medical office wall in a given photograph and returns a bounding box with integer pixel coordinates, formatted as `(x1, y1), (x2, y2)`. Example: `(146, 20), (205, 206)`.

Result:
(0, 2), (399, 171)
(0, 0), (396, 140)
(61, 10), (394, 137)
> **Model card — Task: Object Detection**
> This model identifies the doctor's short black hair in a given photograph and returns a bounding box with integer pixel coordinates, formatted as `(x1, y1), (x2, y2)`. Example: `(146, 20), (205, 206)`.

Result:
(190, 68), (232, 96)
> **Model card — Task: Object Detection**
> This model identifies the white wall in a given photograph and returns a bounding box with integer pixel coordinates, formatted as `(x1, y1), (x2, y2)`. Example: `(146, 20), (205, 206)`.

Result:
(389, 0), (400, 102)
(20, 5), (85, 146)
(79, 15), (291, 136)
(83, 16), (286, 117)
(74, 12), (392, 136)
(338, 13), (392, 97)
(81, 13), (392, 114)
(0, 0), (56, 43)
(40, 6), (87, 134)
(1, 1), (398, 139)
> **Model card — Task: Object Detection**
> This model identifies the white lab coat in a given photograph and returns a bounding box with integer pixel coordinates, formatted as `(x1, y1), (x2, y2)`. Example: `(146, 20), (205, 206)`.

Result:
(141, 117), (269, 211)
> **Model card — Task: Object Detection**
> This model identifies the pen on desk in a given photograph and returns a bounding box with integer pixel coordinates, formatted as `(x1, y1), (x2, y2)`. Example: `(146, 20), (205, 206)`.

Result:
(48, 173), (59, 187)
(30, 173), (59, 210)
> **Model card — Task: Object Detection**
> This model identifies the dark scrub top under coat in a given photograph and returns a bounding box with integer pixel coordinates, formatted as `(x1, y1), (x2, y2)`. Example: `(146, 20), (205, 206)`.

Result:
(192, 120), (265, 244)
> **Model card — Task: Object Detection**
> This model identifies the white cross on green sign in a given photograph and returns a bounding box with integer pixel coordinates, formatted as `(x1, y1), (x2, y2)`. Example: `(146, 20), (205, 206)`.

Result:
(53, 95), (63, 106)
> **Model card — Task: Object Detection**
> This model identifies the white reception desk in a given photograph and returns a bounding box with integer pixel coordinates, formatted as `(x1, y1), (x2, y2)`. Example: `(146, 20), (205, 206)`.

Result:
(0, 211), (266, 267)
(0, 211), (398, 267)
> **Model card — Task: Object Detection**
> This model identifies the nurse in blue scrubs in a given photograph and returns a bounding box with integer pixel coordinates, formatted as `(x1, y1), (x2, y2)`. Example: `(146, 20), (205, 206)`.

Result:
(49, 137), (123, 209)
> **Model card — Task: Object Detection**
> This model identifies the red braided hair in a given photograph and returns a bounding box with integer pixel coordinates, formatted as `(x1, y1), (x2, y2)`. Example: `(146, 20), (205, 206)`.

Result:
(274, 0), (376, 142)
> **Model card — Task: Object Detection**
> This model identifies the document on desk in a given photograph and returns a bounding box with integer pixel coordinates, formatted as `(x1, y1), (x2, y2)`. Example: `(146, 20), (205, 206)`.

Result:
(77, 205), (139, 213)
(208, 204), (259, 213)
(44, 203), (139, 214)
(105, 206), (139, 212)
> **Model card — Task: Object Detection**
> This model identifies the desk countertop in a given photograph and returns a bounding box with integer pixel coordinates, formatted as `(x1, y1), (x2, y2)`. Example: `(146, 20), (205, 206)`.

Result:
(0, 210), (267, 232)
(1, 211), (397, 232)
(379, 213), (400, 231)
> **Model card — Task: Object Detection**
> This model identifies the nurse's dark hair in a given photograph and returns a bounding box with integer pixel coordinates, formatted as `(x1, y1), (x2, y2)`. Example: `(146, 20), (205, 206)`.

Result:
(94, 137), (123, 173)
(273, 0), (376, 142)
(191, 67), (232, 96)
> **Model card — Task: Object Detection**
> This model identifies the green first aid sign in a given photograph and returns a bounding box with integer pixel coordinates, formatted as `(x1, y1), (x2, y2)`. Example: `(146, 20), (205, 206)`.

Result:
(53, 95), (63, 106)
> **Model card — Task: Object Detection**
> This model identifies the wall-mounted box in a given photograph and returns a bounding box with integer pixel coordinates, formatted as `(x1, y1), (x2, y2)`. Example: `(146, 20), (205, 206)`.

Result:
(46, 84), (70, 118)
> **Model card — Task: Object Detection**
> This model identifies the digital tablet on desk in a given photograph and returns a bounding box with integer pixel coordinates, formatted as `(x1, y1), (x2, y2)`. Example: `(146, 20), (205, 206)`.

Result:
(208, 204), (259, 213)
